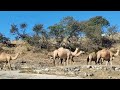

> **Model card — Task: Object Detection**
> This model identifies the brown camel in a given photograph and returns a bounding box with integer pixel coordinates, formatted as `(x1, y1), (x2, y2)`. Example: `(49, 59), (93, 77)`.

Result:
(96, 49), (112, 65)
(0, 52), (20, 70)
(102, 49), (120, 64)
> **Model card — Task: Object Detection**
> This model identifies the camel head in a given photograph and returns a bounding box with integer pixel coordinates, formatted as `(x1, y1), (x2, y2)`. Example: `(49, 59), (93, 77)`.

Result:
(114, 49), (120, 57)
(71, 47), (79, 56)
(79, 50), (85, 54)
(74, 50), (85, 57)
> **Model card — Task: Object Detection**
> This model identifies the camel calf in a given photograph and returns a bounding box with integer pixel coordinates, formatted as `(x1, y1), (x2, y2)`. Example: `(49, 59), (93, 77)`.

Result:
(87, 52), (97, 65)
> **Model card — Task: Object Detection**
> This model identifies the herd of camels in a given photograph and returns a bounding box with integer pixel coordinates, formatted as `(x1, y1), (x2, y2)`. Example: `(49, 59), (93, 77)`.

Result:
(0, 45), (119, 71)
(48, 47), (120, 66)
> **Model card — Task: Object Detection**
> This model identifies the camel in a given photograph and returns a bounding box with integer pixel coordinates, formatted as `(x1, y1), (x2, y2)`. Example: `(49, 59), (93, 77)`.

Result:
(50, 47), (80, 66)
(57, 48), (85, 66)
(98, 49), (120, 65)
(87, 52), (97, 65)
(48, 47), (85, 66)
(96, 48), (114, 66)
(57, 47), (75, 66)
(97, 49), (111, 65)
(0, 52), (20, 70)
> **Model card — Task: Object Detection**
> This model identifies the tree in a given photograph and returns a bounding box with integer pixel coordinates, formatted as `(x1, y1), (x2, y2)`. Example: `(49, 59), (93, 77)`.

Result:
(107, 25), (118, 40)
(82, 16), (110, 47)
(59, 16), (83, 47)
(48, 24), (64, 46)
(31, 24), (49, 50)
(60, 16), (78, 37)
(33, 24), (44, 36)
(89, 16), (110, 28)
(10, 23), (29, 40)
(20, 23), (27, 35)
(0, 33), (9, 43)
(48, 24), (64, 38)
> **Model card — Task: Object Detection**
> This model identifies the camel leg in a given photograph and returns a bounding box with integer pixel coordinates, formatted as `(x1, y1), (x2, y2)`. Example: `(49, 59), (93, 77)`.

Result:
(60, 59), (63, 66)
(100, 58), (104, 65)
(3, 63), (6, 70)
(0, 62), (4, 70)
(97, 56), (100, 65)
(95, 60), (97, 65)
(110, 58), (113, 66)
(57, 58), (60, 66)
(63, 59), (66, 66)
(87, 57), (89, 65)
(89, 60), (91, 65)
(70, 57), (74, 65)
(7, 60), (11, 70)
(106, 61), (108, 66)
(110, 61), (112, 66)
(67, 58), (69, 66)
(53, 59), (55, 66)
(2, 62), (7, 70)
(66, 55), (69, 66)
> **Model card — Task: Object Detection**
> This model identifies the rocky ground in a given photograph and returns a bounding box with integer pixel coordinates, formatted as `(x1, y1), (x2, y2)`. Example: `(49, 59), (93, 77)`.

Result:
(0, 71), (81, 79)
(0, 52), (120, 79)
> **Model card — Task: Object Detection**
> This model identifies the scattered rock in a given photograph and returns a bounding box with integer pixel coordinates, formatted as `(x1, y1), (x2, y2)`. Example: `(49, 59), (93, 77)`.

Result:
(108, 76), (112, 79)
(44, 68), (49, 72)
(88, 73), (94, 77)
(112, 66), (116, 70)
(86, 65), (92, 69)
(74, 67), (80, 72)
(115, 67), (120, 71)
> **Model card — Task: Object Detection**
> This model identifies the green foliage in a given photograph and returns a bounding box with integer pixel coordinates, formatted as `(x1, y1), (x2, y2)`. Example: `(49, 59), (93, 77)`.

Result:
(33, 24), (44, 36)
(10, 24), (19, 35)
(8, 15), (120, 52)
(10, 23), (29, 40)
(0, 33), (9, 43)
(60, 16), (81, 37)
(20, 23), (27, 34)
(107, 25), (118, 36)
(89, 16), (110, 28)
(81, 16), (110, 47)
(48, 24), (64, 38)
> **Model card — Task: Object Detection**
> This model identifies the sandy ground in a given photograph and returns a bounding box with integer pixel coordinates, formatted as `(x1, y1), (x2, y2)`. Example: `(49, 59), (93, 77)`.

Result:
(0, 71), (82, 79)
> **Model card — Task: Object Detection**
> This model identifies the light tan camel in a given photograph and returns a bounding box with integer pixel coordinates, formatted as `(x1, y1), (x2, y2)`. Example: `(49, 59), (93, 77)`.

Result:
(87, 52), (97, 65)
(57, 47), (73, 66)
(51, 47), (79, 66)
(0, 52), (20, 70)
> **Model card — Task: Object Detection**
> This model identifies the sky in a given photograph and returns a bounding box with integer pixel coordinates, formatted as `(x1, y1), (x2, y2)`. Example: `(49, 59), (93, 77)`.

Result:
(0, 11), (120, 40)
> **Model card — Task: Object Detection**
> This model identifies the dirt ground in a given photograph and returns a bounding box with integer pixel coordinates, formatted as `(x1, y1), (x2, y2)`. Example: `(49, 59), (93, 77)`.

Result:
(0, 71), (81, 79)
(1, 51), (120, 79)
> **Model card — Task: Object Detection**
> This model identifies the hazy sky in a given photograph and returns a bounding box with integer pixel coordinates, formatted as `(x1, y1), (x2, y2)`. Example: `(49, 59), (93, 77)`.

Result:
(0, 11), (120, 40)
